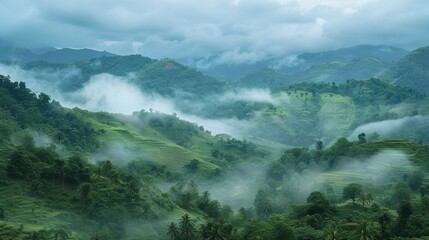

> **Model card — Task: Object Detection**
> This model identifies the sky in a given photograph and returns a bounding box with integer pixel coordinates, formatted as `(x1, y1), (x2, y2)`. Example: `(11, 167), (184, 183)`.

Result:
(1, 0), (429, 63)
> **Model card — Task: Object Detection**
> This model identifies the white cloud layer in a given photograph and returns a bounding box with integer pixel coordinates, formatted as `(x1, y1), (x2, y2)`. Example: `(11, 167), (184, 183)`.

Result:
(1, 0), (428, 62)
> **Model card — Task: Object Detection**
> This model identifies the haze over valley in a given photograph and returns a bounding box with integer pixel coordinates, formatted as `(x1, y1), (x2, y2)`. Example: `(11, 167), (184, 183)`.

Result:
(0, 1), (429, 239)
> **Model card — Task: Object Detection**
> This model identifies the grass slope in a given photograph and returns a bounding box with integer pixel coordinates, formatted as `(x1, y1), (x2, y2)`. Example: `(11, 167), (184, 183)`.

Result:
(73, 110), (221, 173)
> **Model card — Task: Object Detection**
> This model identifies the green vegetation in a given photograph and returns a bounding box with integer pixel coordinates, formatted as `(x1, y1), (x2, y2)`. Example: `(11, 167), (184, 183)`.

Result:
(1, 45), (429, 240)
(379, 45), (429, 92)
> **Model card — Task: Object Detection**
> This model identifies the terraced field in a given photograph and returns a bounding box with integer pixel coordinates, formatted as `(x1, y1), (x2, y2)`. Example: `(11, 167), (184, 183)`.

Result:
(0, 182), (92, 239)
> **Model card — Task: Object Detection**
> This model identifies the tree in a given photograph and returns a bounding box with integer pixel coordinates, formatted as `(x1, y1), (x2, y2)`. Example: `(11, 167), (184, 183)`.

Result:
(395, 201), (413, 236)
(0, 206), (5, 219)
(316, 140), (324, 151)
(270, 216), (295, 240)
(254, 189), (272, 219)
(324, 222), (341, 240)
(29, 180), (44, 197)
(198, 219), (232, 240)
(78, 183), (91, 205)
(167, 222), (180, 240)
(184, 159), (199, 173)
(407, 171), (424, 190)
(343, 183), (362, 203)
(419, 184), (428, 198)
(179, 214), (196, 240)
(48, 229), (71, 240)
(391, 182), (411, 205)
(358, 133), (367, 144)
(376, 212), (391, 240)
(306, 191), (330, 215)
(355, 220), (376, 240)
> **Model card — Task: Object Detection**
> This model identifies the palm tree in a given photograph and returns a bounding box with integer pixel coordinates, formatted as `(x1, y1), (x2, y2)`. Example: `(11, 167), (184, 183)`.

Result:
(109, 169), (120, 184)
(48, 229), (71, 240)
(325, 223), (341, 240)
(358, 193), (369, 206)
(355, 220), (377, 240)
(366, 193), (374, 205)
(29, 180), (44, 197)
(29, 229), (48, 240)
(262, 201), (273, 220)
(198, 219), (229, 240)
(181, 192), (193, 209)
(90, 234), (103, 240)
(167, 222), (180, 240)
(377, 212), (391, 240)
(78, 183), (91, 201)
(102, 160), (113, 175)
(53, 160), (65, 190)
(179, 214), (196, 240)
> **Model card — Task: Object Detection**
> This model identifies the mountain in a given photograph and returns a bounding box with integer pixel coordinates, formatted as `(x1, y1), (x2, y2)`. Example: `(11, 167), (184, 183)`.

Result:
(0, 40), (37, 62)
(236, 56), (391, 87)
(16, 55), (229, 97)
(191, 45), (409, 81)
(291, 44), (409, 70)
(0, 74), (270, 239)
(0, 40), (116, 64)
(291, 56), (391, 84)
(238, 68), (290, 88)
(37, 48), (116, 64)
(378, 45), (429, 92)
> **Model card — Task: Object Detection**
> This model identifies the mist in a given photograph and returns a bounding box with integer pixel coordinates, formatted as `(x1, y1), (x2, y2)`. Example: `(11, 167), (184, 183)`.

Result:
(280, 149), (415, 204)
(217, 88), (275, 104)
(89, 140), (152, 166)
(199, 161), (269, 210)
(349, 115), (429, 142)
(0, 63), (260, 136)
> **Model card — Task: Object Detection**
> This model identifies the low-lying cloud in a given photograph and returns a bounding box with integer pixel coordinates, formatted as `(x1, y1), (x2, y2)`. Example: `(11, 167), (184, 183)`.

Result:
(349, 115), (429, 142)
(218, 88), (275, 104)
(0, 63), (258, 136)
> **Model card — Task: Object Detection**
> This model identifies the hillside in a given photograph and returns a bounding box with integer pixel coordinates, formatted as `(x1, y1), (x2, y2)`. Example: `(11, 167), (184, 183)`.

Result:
(10, 55), (229, 97)
(0, 74), (270, 239)
(193, 45), (408, 81)
(236, 68), (289, 88)
(0, 40), (115, 64)
(237, 56), (391, 87)
(293, 45), (408, 69)
(1, 73), (429, 239)
(378, 45), (429, 92)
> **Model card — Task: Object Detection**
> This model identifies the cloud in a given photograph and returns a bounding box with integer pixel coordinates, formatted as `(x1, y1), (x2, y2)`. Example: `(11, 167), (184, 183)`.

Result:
(349, 115), (429, 142)
(0, 63), (255, 136)
(1, 0), (427, 63)
(64, 73), (177, 114)
(218, 88), (275, 103)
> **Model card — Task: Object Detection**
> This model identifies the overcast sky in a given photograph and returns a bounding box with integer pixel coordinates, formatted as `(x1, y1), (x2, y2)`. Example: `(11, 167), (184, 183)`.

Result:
(1, 0), (428, 62)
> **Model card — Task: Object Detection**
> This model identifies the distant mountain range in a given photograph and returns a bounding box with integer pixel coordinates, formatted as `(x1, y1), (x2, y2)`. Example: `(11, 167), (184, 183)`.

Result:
(378, 45), (429, 92)
(1, 40), (428, 93)
(236, 44), (429, 93)
(185, 45), (409, 81)
(0, 39), (116, 64)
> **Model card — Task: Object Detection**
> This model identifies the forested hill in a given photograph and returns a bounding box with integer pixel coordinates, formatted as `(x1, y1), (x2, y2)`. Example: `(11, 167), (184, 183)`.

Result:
(0, 75), (96, 150)
(16, 55), (229, 97)
(378, 45), (429, 92)
(0, 40), (115, 64)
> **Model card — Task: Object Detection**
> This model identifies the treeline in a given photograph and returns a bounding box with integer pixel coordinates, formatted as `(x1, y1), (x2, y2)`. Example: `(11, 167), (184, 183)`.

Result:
(163, 137), (429, 240)
(278, 78), (424, 106)
(0, 74), (96, 150)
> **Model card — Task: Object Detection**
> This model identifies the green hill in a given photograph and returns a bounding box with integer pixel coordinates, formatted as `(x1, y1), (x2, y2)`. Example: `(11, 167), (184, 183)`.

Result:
(0, 40), (115, 64)
(378, 45), (429, 92)
(0, 74), (269, 239)
(236, 56), (391, 88)
(237, 68), (290, 88)
(15, 55), (229, 97)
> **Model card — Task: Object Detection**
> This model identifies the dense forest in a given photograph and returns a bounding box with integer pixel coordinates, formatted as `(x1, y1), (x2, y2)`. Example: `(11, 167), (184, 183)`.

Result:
(0, 35), (429, 240)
